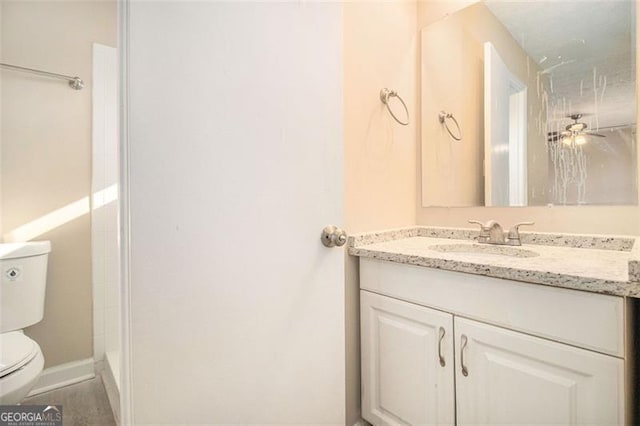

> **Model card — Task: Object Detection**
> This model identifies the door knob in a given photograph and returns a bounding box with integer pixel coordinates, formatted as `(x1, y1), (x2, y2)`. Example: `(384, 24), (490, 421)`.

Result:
(321, 225), (347, 248)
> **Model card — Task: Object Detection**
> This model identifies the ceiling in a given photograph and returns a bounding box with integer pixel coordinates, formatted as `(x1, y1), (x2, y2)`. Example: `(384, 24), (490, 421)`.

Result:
(485, 0), (636, 130)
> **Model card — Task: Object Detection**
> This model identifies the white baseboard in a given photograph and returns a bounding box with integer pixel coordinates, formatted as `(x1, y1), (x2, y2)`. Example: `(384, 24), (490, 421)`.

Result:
(101, 356), (121, 425)
(27, 358), (95, 397)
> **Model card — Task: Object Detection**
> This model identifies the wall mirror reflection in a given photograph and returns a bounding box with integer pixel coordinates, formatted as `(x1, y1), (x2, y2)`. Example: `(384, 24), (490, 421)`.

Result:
(421, 0), (637, 207)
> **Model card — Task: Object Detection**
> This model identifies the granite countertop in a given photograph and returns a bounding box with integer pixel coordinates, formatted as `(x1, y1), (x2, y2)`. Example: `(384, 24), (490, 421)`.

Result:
(348, 226), (640, 297)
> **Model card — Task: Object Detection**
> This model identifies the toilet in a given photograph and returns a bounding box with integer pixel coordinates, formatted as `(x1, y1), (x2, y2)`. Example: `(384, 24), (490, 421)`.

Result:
(0, 241), (51, 404)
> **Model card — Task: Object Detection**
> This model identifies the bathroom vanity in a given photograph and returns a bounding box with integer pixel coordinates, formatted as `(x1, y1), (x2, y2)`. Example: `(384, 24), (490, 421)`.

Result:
(349, 227), (640, 425)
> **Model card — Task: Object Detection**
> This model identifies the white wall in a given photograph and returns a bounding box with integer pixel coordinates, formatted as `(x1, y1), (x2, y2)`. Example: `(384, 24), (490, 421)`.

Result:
(125, 2), (345, 424)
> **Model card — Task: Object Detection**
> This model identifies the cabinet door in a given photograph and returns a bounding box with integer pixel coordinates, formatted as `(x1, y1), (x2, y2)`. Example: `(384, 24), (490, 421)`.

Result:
(455, 317), (625, 425)
(361, 291), (455, 426)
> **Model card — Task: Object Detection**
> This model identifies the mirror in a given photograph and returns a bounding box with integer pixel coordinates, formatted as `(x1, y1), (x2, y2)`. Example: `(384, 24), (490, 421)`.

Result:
(421, 1), (637, 207)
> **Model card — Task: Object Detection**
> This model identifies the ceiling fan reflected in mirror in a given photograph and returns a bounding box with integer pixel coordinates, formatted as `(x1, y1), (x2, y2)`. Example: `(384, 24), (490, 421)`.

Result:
(560, 114), (606, 146)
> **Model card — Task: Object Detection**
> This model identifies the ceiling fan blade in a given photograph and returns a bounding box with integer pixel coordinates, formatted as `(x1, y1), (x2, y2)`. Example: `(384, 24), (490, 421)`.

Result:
(585, 132), (606, 138)
(566, 112), (594, 118)
(567, 122), (587, 132)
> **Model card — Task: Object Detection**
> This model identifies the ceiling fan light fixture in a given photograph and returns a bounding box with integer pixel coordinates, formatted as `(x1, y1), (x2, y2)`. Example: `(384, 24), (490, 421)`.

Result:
(575, 135), (587, 145)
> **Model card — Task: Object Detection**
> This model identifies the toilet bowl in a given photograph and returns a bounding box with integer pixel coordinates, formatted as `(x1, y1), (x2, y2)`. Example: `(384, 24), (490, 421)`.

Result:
(0, 331), (45, 404)
(0, 241), (51, 404)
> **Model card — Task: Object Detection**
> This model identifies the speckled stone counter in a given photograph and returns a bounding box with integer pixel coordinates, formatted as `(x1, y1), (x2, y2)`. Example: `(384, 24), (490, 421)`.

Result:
(348, 226), (640, 297)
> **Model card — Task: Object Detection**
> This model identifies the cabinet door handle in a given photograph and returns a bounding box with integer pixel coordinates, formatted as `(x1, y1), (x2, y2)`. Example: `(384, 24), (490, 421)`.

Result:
(460, 334), (469, 377)
(438, 327), (446, 367)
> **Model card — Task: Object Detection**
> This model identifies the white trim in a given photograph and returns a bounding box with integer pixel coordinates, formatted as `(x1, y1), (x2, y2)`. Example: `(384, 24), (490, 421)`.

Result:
(483, 42), (494, 206)
(484, 41), (528, 207)
(27, 358), (95, 397)
(508, 83), (528, 206)
(92, 42), (119, 364)
(118, 0), (134, 424)
(102, 355), (121, 425)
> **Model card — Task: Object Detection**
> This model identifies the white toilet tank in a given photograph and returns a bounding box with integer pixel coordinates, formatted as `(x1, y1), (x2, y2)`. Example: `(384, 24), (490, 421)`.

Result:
(0, 241), (51, 333)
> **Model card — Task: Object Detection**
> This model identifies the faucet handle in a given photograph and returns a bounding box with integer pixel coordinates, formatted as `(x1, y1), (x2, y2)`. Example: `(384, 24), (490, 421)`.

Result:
(507, 222), (534, 245)
(468, 220), (486, 229)
(510, 221), (534, 232)
(468, 220), (490, 242)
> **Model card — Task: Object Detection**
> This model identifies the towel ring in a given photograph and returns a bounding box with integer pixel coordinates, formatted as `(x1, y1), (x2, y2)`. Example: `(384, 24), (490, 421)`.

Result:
(380, 88), (409, 126)
(439, 111), (462, 141)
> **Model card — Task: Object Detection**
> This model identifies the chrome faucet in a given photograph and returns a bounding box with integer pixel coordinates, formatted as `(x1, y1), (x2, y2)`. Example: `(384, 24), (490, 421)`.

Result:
(469, 220), (534, 246)
(469, 220), (505, 244)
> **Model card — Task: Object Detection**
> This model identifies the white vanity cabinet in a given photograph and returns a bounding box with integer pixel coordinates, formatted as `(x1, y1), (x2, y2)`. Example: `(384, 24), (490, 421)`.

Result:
(360, 258), (629, 426)
(455, 317), (624, 425)
(360, 291), (455, 425)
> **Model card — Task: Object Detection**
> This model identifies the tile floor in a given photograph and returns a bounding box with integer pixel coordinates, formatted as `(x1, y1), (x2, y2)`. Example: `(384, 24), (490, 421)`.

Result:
(22, 375), (116, 426)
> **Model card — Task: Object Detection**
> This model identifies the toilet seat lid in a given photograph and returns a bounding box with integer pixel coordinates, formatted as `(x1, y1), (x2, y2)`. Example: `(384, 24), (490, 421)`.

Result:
(0, 332), (38, 378)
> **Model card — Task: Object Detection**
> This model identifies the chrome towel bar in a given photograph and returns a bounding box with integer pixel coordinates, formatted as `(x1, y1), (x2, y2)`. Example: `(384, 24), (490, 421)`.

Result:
(1, 62), (84, 90)
(380, 88), (409, 126)
(439, 110), (462, 141)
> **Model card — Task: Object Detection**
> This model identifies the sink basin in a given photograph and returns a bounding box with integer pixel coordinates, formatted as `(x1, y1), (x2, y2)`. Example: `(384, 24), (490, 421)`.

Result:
(429, 243), (540, 258)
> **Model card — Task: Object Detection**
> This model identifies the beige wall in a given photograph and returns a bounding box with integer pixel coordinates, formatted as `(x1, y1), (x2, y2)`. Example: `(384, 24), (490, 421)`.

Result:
(1, 1), (117, 368)
(344, 2), (418, 234)
(343, 1), (418, 424)
(416, 0), (640, 235)
(417, 0), (476, 29)
(420, 6), (484, 206)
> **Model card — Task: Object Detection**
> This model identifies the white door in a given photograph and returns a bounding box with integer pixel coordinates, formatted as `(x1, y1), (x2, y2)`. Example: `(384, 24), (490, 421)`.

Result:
(455, 317), (624, 425)
(484, 42), (527, 206)
(122, 3), (345, 424)
(361, 291), (455, 426)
